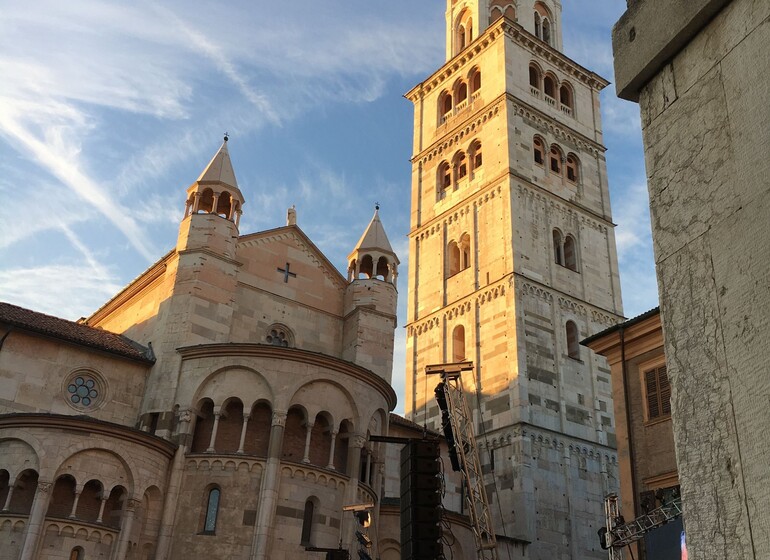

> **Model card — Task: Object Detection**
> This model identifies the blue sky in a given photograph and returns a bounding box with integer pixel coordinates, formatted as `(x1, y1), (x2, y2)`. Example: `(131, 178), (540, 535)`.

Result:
(0, 0), (655, 411)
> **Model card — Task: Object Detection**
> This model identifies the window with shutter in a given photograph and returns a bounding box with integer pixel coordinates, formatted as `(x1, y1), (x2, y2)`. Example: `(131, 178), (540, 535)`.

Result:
(644, 365), (671, 420)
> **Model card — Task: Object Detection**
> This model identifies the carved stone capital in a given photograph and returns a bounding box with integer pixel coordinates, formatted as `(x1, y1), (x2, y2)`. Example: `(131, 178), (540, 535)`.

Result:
(37, 481), (53, 494)
(272, 411), (288, 427)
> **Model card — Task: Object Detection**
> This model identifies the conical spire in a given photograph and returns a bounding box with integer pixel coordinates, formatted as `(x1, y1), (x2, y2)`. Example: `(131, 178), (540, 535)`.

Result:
(183, 134), (245, 227)
(351, 205), (397, 258)
(347, 205), (399, 284)
(197, 135), (239, 189)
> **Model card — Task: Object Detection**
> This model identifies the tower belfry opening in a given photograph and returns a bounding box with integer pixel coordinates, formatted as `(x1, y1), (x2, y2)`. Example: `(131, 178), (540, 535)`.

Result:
(407, 1), (623, 558)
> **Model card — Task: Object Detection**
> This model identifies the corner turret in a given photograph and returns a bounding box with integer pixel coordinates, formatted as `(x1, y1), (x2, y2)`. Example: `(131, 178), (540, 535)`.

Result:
(177, 136), (244, 259)
(342, 206), (399, 383)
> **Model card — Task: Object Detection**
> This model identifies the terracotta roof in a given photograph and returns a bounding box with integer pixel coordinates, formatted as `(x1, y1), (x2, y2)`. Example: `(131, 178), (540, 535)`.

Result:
(0, 302), (154, 364)
(389, 413), (440, 437)
(581, 306), (660, 346)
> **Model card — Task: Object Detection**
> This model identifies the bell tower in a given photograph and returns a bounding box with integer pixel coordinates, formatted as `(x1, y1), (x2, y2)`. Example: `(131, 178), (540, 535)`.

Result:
(406, 2), (622, 558)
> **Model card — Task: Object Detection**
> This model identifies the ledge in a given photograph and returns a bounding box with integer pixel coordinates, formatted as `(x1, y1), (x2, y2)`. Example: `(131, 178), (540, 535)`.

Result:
(612, 0), (731, 101)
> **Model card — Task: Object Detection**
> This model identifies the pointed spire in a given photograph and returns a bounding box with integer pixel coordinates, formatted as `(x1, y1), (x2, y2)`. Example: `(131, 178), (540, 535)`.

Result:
(352, 204), (396, 257)
(197, 134), (239, 189)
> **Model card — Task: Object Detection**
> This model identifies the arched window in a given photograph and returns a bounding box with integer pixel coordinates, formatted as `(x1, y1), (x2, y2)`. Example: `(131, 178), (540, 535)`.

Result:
(549, 145), (563, 174)
(566, 321), (580, 359)
(459, 233), (471, 271)
(553, 229), (564, 266)
(534, 12), (542, 39)
(470, 70), (482, 95)
(359, 254), (374, 278)
(454, 152), (468, 181)
(543, 75), (556, 99)
(215, 192), (232, 218)
(197, 189), (214, 214)
(490, 6), (503, 23)
(457, 82), (468, 105)
(469, 140), (482, 172)
(301, 499), (315, 545)
(438, 161), (451, 198)
(440, 91), (453, 122)
(533, 137), (545, 166)
(529, 64), (541, 92)
(69, 547), (84, 560)
(447, 241), (461, 277)
(560, 84), (574, 110)
(566, 154), (579, 183)
(455, 10), (473, 54)
(452, 325), (466, 362)
(203, 487), (220, 533)
(543, 19), (551, 44)
(564, 235), (577, 271)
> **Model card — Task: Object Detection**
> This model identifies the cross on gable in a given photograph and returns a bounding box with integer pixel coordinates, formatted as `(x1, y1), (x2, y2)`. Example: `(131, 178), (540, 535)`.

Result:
(277, 263), (297, 283)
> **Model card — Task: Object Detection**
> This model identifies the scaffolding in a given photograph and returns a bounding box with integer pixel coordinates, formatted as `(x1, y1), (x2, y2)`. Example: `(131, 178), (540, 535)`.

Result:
(428, 362), (498, 560)
(603, 493), (683, 558)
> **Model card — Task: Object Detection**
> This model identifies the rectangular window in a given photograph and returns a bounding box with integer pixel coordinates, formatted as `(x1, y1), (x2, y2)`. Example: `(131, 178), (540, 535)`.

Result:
(644, 365), (671, 420)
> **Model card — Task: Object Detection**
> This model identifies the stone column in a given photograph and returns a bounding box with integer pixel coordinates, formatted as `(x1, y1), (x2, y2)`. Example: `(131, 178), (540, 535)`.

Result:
(112, 498), (139, 560)
(251, 411), (286, 560)
(2, 484), (14, 511)
(191, 192), (200, 214)
(68, 487), (82, 518)
(206, 408), (221, 453)
(364, 449), (372, 486)
(154, 409), (193, 560)
(96, 496), (109, 524)
(211, 193), (220, 215)
(326, 430), (338, 470)
(237, 413), (251, 454)
(19, 480), (53, 560)
(302, 421), (314, 464)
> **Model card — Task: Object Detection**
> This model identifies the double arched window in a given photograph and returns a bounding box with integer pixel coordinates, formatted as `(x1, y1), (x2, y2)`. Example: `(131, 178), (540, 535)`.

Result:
(553, 229), (578, 272)
(534, 3), (554, 46)
(489, 1), (516, 24)
(454, 9), (473, 55)
(446, 234), (472, 277)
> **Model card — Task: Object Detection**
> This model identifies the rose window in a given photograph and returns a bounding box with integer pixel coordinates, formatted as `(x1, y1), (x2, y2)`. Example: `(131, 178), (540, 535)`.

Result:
(266, 329), (289, 347)
(67, 376), (99, 407)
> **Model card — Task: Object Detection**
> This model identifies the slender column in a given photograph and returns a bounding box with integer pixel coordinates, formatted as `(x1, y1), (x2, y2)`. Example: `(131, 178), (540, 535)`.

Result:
(96, 496), (108, 523)
(154, 409), (193, 560)
(206, 408), (222, 453)
(211, 193), (220, 214)
(2, 484), (14, 511)
(251, 411), (286, 560)
(112, 498), (139, 560)
(235, 210), (242, 227)
(302, 421), (314, 464)
(19, 480), (53, 560)
(326, 430), (338, 470)
(191, 192), (200, 213)
(237, 413), (250, 454)
(364, 450), (372, 485)
(68, 487), (82, 518)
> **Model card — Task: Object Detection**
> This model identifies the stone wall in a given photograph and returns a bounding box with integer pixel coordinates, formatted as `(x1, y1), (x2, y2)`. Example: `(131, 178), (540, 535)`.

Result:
(612, 1), (770, 558)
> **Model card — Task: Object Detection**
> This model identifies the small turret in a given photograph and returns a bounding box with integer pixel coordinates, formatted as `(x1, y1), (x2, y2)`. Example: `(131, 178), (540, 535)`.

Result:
(177, 136), (245, 259)
(183, 134), (245, 227)
(343, 205), (399, 383)
(347, 205), (400, 286)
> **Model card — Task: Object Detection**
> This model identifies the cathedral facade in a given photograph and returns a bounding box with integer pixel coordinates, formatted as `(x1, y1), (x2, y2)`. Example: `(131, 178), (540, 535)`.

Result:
(404, 1), (622, 558)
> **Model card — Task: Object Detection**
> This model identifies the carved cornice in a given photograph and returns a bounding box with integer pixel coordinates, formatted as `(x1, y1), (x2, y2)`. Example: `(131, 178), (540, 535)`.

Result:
(412, 184), (504, 242)
(414, 102), (503, 164)
(0, 414), (177, 459)
(507, 95), (605, 156)
(516, 279), (623, 326)
(515, 182), (612, 233)
(406, 278), (508, 336)
(177, 343), (397, 411)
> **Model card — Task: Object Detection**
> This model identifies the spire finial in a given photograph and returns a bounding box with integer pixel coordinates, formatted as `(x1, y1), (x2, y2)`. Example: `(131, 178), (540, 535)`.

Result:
(224, 131), (229, 143)
(375, 202), (380, 211)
